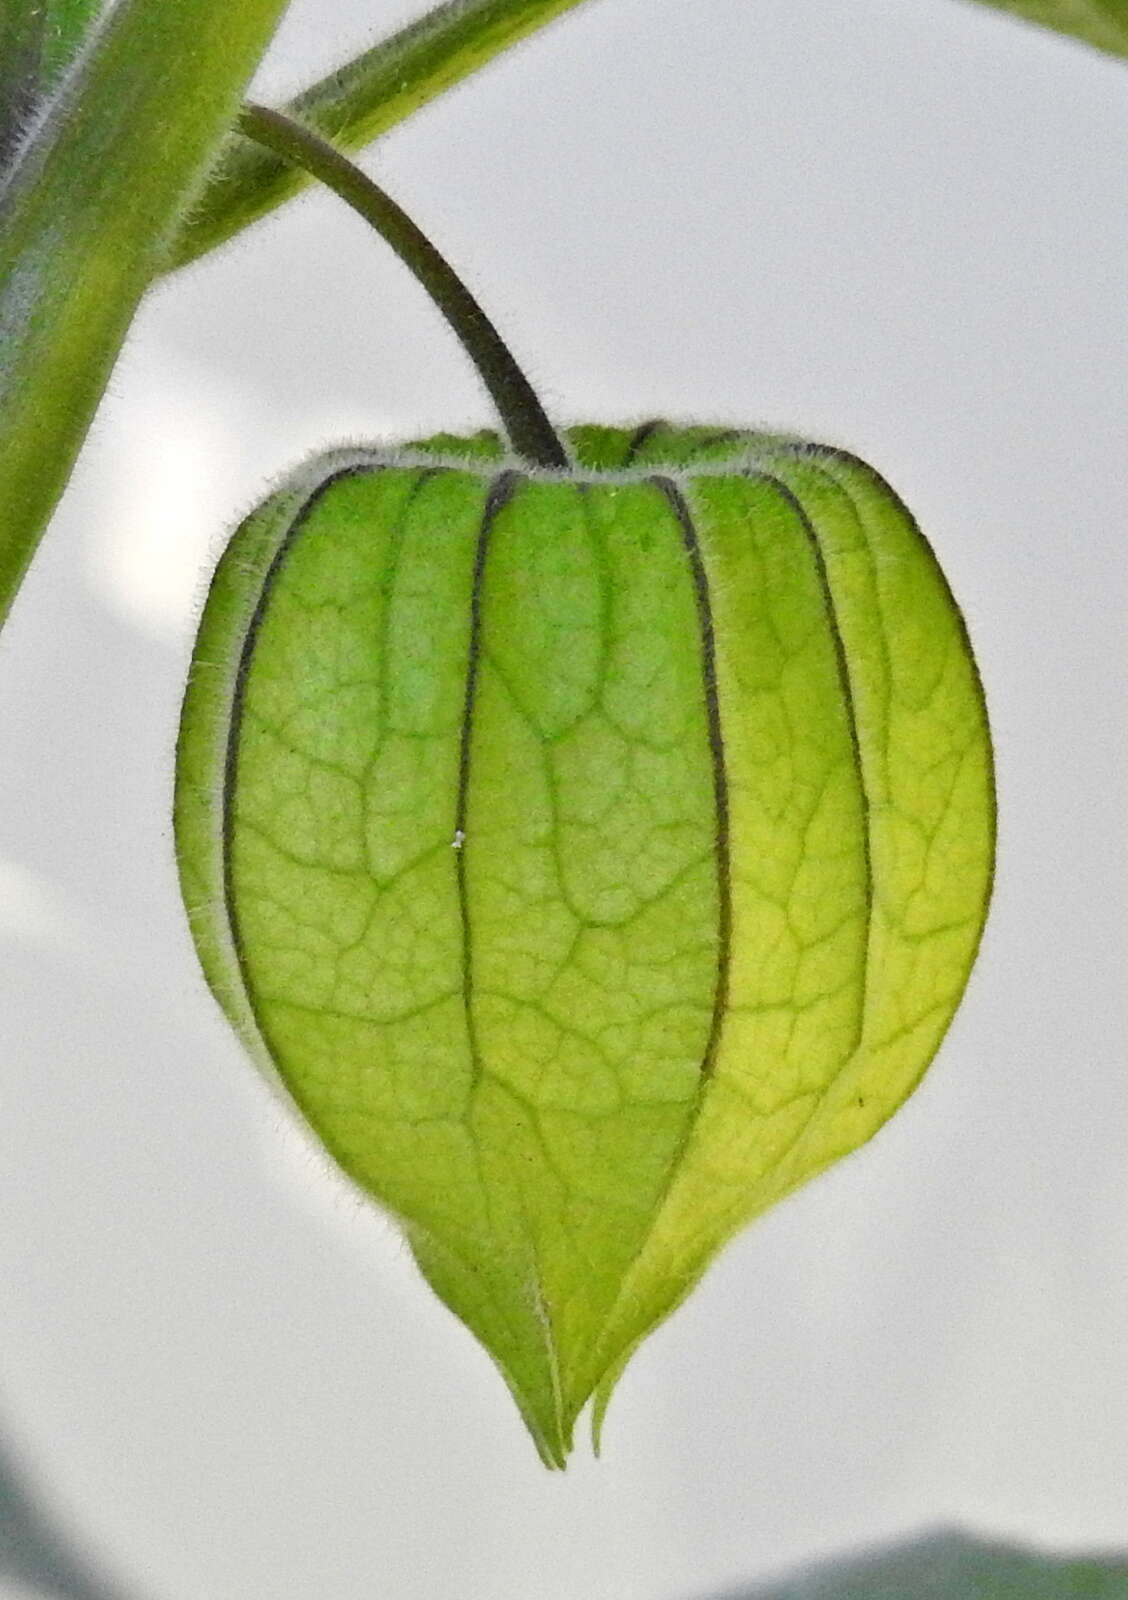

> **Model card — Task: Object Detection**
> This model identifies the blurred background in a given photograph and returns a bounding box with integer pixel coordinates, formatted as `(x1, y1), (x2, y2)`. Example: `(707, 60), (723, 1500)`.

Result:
(1, 0), (1127, 1595)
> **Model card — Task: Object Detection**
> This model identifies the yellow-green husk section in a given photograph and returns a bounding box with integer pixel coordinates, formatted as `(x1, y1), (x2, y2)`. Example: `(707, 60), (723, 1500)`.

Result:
(174, 423), (994, 1466)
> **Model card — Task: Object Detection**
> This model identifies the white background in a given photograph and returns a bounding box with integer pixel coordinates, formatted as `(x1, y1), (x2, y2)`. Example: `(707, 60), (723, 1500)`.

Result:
(1, 1), (1127, 1596)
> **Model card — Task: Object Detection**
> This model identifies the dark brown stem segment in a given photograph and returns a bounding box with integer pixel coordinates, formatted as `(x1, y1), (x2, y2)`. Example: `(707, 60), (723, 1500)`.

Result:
(239, 103), (569, 471)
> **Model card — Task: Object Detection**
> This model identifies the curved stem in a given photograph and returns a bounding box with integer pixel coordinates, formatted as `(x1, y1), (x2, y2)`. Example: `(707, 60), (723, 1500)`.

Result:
(171, 1), (595, 269)
(239, 102), (568, 471)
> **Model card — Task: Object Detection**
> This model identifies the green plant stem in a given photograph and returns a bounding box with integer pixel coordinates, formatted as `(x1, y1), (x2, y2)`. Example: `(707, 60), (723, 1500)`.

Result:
(240, 103), (568, 471)
(0, 6), (46, 171)
(0, 0), (291, 630)
(169, 0), (596, 270)
(1, 1), (107, 173)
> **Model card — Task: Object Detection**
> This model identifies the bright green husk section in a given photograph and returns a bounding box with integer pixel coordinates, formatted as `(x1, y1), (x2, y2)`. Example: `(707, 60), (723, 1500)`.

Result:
(175, 424), (994, 1465)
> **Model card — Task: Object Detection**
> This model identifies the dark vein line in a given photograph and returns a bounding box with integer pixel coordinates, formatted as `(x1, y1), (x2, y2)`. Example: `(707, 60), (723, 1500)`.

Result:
(587, 461), (985, 1413)
(451, 469), (577, 1459)
(779, 440), (997, 913)
(750, 467), (875, 1046)
(651, 476), (732, 1084)
(223, 463), (379, 1057)
(222, 465), (442, 1164)
(695, 428), (745, 454)
(456, 469), (523, 1086)
(622, 419), (666, 466)
(574, 475), (735, 1411)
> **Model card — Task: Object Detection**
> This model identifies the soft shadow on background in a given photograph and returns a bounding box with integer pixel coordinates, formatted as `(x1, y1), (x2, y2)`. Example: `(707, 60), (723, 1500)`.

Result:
(709, 1532), (1128, 1599)
(0, 1431), (132, 1600)
(2, 0), (1128, 1597)
(6, 1490), (1128, 1600)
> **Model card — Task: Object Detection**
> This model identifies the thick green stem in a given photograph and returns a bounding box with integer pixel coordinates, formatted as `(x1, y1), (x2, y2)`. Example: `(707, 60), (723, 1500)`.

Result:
(1, 1), (110, 175)
(0, 0), (291, 630)
(240, 103), (568, 471)
(0, 5), (46, 172)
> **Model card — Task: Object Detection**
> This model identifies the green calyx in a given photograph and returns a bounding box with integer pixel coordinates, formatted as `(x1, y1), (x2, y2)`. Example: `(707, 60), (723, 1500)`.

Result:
(175, 422), (994, 1467)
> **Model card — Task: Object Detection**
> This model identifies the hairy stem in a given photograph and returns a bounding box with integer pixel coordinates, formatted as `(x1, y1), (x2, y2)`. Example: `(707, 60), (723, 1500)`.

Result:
(170, 0), (596, 270)
(0, 0), (290, 630)
(240, 103), (568, 471)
